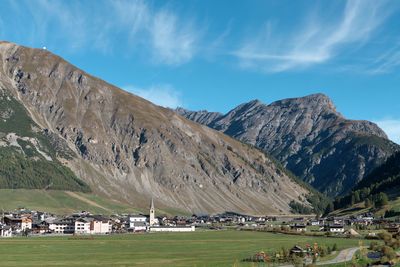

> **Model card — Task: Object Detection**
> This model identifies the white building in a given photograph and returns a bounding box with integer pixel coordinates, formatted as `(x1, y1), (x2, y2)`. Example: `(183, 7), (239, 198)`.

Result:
(291, 224), (307, 232)
(90, 217), (111, 234)
(74, 218), (91, 235)
(49, 221), (70, 234)
(128, 215), (147, 225)
(127, 215), (148, 232)
(47, 218), (75, 234)
(21, 218), (32, 231)
(327, 225), (345, 233)
(149, 226), (195, 232)
(4, 216), (32, 232)
(0, 224), (12, 237)
(75, 216), (112, 235)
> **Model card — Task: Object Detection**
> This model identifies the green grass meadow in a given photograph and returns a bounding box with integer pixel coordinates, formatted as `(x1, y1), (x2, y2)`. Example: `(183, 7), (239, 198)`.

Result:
(0, 231), (366, 267)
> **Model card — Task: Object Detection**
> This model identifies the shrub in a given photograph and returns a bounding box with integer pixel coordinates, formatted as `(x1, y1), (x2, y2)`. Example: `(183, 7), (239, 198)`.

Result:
(381, 246), (396, 260)
(369, 241), (379, 251)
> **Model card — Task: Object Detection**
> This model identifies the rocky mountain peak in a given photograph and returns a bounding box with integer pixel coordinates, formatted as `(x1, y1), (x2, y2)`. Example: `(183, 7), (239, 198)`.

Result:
(244, 99), (263, 107)
(178, 93), (399, 196)
(271, 93), (337, 113)
(235, 99), (263, 111)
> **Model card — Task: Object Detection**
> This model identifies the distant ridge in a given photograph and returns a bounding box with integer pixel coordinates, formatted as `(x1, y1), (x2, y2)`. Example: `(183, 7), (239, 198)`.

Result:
(177, 94), (400, 196)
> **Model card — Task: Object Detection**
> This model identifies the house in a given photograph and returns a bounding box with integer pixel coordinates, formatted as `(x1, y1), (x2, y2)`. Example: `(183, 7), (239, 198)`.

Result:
(291, 224), (307, 232)
(31, 221), (50, 234)
(326, 224), (345, 233)
(131, 222), (147, 232)
(88, 216), (111, 234)
(290, 245), (306, 256)
(4, 216), (32, 231)
(0, 224), (12, 237)
(21, 217), (32, 231)
(74, 218), (92, 235)
(47, 218), (75, 234)
(72, 216), (112, 235)
(127, 215), (148, 232)
(127, 215), (147, 226)
(384, 224), (400, 234)
(309, 220), (320, 226)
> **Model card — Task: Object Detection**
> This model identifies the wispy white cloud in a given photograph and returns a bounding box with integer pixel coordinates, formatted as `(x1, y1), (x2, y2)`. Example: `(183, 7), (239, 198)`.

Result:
(111, 0), (149, 42)
(233, 0), (390, 73)
(150, 10), (198, 65)
(375, 119), (400, 144)
(365, 43), (400, 74)
(32, 0), (88, 51)
(123, 85), (183, 108)
(2, 0), (200, 65)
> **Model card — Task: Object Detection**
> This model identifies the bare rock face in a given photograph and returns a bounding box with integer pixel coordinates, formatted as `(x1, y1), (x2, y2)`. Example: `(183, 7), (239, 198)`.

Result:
(177, 94), (399, 196)
(0, 41), (312, 214)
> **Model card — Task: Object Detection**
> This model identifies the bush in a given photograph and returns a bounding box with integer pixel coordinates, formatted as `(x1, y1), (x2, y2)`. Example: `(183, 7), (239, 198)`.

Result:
(369, 241), (379, 251)
(290, 255), (304, 267)
(381, 246), (396, 260)
(378, 232), (393, 243)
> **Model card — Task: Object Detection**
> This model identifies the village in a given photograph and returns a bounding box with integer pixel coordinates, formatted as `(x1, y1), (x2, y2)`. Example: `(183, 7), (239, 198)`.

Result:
(1, 199), (399, 239)
(1, 200), (400, 266)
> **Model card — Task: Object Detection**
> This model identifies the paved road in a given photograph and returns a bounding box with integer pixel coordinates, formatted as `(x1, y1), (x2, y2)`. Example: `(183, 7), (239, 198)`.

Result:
(279, 247), (359, 267)
(316, 247), (359, 265)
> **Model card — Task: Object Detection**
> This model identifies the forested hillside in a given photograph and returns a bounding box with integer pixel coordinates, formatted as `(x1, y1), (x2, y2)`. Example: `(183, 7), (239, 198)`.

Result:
(332, 151), (400, 212)
(0, 88), (90, 192)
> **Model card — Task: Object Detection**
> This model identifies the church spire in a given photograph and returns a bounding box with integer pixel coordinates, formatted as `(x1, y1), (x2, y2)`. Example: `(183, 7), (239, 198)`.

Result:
(149, 197), (156, 226)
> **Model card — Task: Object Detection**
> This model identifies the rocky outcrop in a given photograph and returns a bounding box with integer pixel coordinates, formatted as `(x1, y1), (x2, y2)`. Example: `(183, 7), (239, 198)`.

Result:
(0, 41), (312, 214)
(177, 94), (399, 196)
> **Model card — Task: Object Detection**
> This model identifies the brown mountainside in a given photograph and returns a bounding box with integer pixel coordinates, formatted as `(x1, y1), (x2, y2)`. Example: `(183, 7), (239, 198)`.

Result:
(0, 41), (311, 214)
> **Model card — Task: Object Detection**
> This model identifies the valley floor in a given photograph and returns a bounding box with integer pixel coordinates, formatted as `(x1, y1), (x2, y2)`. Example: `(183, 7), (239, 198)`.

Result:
(0, 230), (365, 267)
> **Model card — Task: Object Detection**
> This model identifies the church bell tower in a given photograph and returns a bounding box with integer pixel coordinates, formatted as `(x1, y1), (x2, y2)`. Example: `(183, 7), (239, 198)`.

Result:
(149, 198), (155, 226)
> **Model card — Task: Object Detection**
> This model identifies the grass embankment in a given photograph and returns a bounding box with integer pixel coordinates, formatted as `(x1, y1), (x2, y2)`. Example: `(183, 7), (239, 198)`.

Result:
(0, 189), (137, 215)
(0, 231), (367, 267)
(331, 197), (400, 218)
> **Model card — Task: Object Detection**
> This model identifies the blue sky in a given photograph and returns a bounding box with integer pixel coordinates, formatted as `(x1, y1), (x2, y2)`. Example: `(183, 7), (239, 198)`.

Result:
(0, 0), (399, 143)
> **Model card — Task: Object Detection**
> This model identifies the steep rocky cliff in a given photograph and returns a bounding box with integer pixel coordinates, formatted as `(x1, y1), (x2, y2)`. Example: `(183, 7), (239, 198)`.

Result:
(177, 94), (399, 196)
(0, 41), (312, 214)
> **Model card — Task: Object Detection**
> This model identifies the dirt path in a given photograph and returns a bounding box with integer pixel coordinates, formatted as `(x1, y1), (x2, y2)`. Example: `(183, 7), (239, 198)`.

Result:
(316, 247), (359, 265)
(279, 247), (359, 267)
(65, 191), (110, 212)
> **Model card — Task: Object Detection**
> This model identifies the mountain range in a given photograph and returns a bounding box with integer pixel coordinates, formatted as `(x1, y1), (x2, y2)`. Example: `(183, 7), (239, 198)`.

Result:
(0, 41), (315, 215)
(177, 95), (399, 196)
(1, 41), (397, 215)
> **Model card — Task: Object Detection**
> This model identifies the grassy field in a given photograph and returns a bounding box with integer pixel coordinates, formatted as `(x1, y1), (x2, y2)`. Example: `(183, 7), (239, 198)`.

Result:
(0, 230), (367, 267)
(0, 189), (138, 214)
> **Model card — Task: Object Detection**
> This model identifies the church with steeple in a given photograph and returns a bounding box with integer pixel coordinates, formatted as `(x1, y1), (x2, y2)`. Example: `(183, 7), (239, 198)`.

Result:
(149, 198), (156, 226)
(147, 198), (195, 232)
